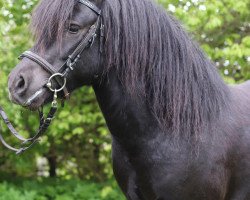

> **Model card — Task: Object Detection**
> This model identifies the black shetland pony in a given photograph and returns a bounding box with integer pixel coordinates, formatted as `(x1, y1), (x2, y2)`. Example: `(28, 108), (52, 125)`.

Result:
(7, 0), (250, 199)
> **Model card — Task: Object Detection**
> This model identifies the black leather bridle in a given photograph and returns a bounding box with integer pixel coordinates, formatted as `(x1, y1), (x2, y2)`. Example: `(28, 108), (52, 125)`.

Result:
(0, 0), (104, 154)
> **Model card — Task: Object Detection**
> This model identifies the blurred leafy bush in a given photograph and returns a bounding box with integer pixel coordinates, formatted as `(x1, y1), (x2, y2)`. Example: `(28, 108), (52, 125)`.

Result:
(160, 0), (250, 82)
(0, 177), (124, 200)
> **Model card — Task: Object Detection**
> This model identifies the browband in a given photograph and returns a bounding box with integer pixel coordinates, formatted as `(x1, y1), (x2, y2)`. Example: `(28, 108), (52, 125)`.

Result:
(78, 0), (101, 15)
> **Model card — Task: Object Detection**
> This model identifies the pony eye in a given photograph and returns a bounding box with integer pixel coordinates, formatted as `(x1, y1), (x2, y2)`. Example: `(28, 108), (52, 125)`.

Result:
(68, 24), (80, 34)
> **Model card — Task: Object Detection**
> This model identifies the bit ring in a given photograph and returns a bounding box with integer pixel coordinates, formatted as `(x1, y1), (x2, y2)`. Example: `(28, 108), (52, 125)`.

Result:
(47, 73), (67, 92)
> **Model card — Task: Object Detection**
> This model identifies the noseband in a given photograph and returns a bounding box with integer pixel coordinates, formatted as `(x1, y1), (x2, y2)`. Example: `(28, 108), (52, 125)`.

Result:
(0, 0), (104, 154)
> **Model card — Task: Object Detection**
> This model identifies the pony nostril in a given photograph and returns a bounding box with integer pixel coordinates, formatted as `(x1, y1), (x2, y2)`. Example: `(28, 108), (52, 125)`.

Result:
(16, 76), (25, 89)
(15, 75), (27, 94)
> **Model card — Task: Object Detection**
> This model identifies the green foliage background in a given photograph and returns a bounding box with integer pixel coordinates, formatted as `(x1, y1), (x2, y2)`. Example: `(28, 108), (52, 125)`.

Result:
(0, 0), (249, 199)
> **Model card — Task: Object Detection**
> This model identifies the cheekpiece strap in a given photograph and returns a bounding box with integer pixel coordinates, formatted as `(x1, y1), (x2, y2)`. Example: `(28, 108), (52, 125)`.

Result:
(78, 0), (101, 15)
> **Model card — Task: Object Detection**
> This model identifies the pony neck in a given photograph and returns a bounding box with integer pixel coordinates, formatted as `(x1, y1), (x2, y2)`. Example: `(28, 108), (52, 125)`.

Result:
(93, 70), (161, 145)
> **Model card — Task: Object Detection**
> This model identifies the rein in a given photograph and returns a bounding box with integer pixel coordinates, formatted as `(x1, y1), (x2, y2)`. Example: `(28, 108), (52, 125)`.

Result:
(0, 0), (103, 154)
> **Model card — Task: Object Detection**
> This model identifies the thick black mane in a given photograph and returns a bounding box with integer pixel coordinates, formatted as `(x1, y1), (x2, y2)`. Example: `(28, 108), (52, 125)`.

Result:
(103, 0), (230, 136)
(32, 0), (230, 136)
(31, 0), (76, 49)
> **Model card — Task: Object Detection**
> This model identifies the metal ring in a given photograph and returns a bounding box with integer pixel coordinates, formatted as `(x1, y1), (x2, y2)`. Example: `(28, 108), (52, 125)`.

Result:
(47, 73), (67, 92)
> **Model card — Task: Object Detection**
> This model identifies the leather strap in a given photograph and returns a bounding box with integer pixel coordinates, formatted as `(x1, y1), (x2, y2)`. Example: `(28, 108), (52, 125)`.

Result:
(58, 18), (100, 76)
(20, 51), (57, 74)
(24, 106), (57, 144)
(78, 0), (101, 15)
(0, 106), (27, 141)
(19, 51), (69, 98)
(69, 21), (99, 59)
(0, 104), (58, 154)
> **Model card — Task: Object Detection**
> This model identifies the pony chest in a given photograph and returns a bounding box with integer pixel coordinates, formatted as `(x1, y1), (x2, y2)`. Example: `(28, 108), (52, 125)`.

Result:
(113, 139), (229, 200)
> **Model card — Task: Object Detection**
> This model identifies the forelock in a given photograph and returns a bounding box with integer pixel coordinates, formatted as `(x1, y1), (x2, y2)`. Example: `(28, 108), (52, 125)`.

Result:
(31, 0), (76, 51)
